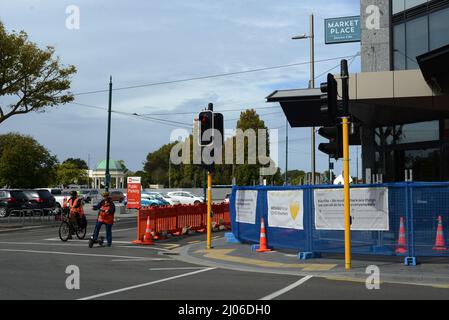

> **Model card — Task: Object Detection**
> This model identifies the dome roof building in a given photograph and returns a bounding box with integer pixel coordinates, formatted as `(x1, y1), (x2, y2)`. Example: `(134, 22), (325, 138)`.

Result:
(90, 160), (126, 189)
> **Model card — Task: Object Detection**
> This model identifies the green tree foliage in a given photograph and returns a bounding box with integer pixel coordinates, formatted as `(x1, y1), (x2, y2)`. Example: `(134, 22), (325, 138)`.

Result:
(56, 162), (88, 186)
(0, 133), (58, 187)
(58, 158), (88, 186)
(0, 22), (76, 124)
(63, 158), (88, 169)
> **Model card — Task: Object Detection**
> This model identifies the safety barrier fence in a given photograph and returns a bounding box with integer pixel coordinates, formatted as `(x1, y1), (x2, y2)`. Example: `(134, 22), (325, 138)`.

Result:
(135, 203), (230, 240)
(0, 208), (60, 227)
(230, 182), (449, 261)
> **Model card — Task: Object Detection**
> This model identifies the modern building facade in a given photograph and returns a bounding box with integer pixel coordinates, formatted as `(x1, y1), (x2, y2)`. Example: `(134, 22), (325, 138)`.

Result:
(268, 0), (449, 183)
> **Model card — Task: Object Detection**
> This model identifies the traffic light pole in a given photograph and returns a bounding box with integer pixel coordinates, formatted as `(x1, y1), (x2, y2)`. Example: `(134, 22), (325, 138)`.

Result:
(341, 60), (351, 270)
(207, 171), (212, 250)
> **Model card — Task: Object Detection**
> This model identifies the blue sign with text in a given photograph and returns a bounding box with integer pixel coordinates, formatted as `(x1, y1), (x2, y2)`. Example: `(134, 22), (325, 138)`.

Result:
(325, 16), (361, 44)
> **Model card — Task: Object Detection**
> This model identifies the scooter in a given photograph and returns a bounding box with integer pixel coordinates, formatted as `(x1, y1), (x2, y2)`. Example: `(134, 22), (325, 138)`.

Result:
(88, 236), (104, 248)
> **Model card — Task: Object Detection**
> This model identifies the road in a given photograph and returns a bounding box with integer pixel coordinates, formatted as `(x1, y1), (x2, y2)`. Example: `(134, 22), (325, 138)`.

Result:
(0, 209), (448, 303)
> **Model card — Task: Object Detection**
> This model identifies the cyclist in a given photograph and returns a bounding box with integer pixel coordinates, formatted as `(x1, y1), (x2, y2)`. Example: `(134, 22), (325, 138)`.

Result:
(68, 191), (85, 236)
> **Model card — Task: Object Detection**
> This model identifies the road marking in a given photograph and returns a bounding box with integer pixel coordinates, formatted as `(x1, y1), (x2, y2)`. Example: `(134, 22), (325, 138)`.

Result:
(188, 240), (201, 244)
(149, 267), (209, 271)
(159, 244), (180, 250)
(259, 275), (313, 300)
(0, 249), (170, 260)
(111, 258), (168, 262)
(195, 249), (336, 270)
(44, 238), (132, 244)
(78, 267), (216, 300)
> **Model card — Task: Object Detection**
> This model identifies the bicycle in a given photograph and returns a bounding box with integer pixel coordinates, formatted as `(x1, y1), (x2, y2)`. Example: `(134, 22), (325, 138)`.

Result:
(58, 208), (87, 241)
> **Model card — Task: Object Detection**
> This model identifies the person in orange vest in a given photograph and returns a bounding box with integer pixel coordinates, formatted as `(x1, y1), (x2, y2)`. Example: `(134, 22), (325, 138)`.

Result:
(90, 192), (115, 247)
(68, 191), (85, 236)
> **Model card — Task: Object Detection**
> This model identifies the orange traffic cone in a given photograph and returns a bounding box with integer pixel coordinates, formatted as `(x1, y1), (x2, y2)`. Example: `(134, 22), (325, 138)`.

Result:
(433, 215), (447, 251)
(142, 216), (153, 245)
(256, 217), (271, 253)
(395, 216), (407, 254)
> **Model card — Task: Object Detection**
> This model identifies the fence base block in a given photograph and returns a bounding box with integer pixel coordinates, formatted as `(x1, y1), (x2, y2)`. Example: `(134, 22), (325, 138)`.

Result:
(225, 232), (241, 243)
(251, 244), (259, 252)
(298, 252), (321, 260)
(404, 256), (417, 266)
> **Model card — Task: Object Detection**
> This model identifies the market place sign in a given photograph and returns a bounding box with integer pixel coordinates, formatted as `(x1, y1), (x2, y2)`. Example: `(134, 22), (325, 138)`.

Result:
(325, 16), (361, 44)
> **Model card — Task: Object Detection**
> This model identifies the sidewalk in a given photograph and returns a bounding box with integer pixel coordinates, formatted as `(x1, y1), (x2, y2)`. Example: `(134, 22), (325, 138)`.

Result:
(176, 235), (449, 288)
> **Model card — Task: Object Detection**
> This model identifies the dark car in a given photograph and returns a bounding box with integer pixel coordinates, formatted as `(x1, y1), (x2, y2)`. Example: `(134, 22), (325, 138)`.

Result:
(0, 189), (29, 218)
(110, 190), (124, 203)
(24, 190), (57, 215)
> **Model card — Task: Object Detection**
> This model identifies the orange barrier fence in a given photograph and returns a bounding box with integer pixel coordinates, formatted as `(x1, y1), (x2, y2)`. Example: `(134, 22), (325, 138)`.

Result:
(134, 202), (230, 242)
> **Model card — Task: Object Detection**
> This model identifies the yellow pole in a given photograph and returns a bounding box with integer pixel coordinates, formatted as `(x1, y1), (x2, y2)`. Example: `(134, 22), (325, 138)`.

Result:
(207, 171), (212, 249)
(342, 117), (351, 270)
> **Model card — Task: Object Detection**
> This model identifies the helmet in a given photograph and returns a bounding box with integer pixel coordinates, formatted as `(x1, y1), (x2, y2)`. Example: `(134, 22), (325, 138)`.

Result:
(102, 192), (110, 197)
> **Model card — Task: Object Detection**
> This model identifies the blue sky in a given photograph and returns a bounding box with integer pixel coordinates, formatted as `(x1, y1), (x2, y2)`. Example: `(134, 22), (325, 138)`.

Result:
(0, 0), (361, 176)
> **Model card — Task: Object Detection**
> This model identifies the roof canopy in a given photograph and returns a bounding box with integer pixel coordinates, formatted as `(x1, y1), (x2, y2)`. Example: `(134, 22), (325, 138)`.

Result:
(94, 160), (124, 172)
(267, 70), (449, 128)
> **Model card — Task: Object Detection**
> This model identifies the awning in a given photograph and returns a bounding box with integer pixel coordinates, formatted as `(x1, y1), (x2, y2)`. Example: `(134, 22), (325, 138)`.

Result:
(267, 69), (449, 128)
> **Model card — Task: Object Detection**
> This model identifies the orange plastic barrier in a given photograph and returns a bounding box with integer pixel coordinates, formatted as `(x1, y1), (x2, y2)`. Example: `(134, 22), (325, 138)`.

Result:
(133, 202), (230, 243)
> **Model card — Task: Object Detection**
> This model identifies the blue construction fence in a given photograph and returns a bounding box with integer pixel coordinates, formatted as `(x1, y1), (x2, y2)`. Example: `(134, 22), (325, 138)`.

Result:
(229, 182), (449, 259)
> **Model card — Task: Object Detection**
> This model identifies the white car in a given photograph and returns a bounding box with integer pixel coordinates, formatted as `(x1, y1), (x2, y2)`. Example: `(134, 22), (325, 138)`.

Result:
(166, 191), (204, 205)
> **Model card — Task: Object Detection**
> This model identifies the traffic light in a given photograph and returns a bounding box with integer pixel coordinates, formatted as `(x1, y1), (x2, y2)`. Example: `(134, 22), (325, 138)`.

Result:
(320, 73), (339, 119)
(213, 112), (224, 147)
(318, 125), (343, 159)
(198, 110), (213, 146)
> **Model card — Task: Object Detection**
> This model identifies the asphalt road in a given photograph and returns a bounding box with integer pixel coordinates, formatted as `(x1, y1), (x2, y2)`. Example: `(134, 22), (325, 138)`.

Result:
(0, 212), (448, 302)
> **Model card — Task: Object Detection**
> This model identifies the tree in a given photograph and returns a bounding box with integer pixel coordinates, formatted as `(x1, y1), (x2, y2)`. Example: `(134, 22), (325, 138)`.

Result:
(0, 133), (58, 187)
(63, 158), (88, 169)
(56, 162), (88, 186)
(0, 22), (76, 124)
(58, 158), (89, 185)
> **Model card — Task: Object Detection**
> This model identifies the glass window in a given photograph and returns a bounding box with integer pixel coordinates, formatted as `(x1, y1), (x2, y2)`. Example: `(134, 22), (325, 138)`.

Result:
(375, 121), (439, 145)
(405, 0), (428, 10)
(393, 23), (406, 70)
(429, 7), (449, 50)
(393, 0), (405, 14)
(406, 15), (429, 69)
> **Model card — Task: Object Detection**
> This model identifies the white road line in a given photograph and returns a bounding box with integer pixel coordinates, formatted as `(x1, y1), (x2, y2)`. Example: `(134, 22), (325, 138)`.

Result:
(78, 267), (216, 300)
(259, 275), (313, 300)
(0, 248), (169, 260)
(0, 241), (169, 251)
(149, 267), (209, 271)
(111, 258), (170, 262)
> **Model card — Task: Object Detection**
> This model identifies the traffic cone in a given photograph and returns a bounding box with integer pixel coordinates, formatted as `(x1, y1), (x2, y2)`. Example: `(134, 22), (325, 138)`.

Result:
(395, 216), (407, 254)
(256, 217), (271, 253)
(142, 216), (153, 245)
(433, 215), (447, 251)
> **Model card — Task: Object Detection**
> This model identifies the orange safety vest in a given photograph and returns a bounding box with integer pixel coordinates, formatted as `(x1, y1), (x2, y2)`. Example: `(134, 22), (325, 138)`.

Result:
(98, 201), (114, 225)
(68, 198), (84, 217)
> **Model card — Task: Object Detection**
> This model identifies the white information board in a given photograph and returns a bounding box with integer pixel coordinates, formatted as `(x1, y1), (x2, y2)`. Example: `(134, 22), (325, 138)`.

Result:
(314, 188), (389, 231)
(267, 190), (304, 230)
(235, 190), (258, 224)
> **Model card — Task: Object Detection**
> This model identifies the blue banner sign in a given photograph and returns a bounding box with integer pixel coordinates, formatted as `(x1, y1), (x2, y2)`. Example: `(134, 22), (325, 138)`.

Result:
(325, 16), (361, 44)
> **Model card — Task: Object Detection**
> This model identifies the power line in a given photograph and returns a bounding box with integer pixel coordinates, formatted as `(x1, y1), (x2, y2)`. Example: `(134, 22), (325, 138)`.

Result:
(73, 54), (359, 96)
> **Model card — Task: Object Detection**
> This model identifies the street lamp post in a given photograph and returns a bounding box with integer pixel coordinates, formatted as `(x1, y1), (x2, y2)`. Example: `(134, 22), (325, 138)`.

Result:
(105, 76), (112, 192)
(292, 14), (315, 184)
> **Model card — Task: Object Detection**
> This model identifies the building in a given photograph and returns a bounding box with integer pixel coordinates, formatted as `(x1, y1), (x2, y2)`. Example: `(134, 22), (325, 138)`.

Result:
(90, 160), (126, 189)
(267, 0), (449, 182)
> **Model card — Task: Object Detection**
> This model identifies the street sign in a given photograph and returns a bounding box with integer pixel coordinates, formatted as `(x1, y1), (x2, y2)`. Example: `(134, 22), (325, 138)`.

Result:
(325, 16), (361, 44)
(126, 177), (141, 209)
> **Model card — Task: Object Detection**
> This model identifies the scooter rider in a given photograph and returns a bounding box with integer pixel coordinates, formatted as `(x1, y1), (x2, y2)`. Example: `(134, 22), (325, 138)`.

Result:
(91, 192), (115, 247)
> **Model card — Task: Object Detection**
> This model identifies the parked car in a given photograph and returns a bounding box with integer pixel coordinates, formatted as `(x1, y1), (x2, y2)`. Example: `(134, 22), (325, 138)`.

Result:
(0, 189), (29, 218)
(145, 192), (181, 205)
(24, 189), (57, 215)
(110, 190), (124, 203)
(36, 188), (67, 213)
(166, 191), (204, 205)
(124, 194), (167, 207)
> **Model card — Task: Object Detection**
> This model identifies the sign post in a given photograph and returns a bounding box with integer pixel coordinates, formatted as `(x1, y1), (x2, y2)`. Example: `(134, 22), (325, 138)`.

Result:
(127, 177), (142, 245)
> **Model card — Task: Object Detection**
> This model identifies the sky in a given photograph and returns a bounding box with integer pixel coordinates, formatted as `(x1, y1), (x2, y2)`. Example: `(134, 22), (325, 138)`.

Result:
(0, 0), (361, 177)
